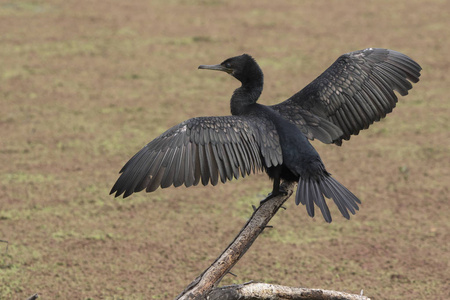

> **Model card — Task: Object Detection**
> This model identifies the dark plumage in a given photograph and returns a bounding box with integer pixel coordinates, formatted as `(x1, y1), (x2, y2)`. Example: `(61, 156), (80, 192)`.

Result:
(110, 48), (421, 222)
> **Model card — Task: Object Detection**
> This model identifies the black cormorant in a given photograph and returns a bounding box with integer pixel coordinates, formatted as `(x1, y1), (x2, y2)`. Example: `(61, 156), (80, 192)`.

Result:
(110, 48), (421, 222)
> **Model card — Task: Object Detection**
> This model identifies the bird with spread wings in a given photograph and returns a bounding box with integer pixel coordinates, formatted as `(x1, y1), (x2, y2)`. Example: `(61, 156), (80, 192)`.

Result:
(110, 48), (421, 222)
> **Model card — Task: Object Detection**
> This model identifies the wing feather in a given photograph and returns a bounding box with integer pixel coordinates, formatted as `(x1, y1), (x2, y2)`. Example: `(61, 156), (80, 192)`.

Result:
(110, 116), (281, 198)
(198, 144), (210, 186)
(173, 145), (186, 187)
(211, 143), (227, 183)
(271, 48), (421, 145)
(192, 143), (201, 186)
(224, 143), (240, 179)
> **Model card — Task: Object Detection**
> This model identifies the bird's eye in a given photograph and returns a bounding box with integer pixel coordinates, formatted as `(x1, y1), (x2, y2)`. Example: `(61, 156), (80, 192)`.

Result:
(225, 63), (232, 68)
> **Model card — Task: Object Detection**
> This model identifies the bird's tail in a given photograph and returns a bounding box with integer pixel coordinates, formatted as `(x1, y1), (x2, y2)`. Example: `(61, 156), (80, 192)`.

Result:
(295, 175), (361, 223)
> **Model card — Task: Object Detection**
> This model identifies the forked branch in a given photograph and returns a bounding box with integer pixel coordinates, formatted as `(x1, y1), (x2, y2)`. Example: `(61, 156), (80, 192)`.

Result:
(175, 182), (370, 300)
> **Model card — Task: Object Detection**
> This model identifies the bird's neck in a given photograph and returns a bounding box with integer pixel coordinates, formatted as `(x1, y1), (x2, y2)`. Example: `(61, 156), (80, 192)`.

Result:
(230, 81), (263, 115)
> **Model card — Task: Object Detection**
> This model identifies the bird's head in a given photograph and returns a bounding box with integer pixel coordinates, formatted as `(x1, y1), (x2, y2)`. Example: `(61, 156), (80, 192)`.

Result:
(199, 54), (263, 87)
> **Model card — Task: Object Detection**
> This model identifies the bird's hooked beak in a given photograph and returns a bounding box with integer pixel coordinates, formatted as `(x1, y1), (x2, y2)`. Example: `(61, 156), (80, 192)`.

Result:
(198, 64), (233, 74)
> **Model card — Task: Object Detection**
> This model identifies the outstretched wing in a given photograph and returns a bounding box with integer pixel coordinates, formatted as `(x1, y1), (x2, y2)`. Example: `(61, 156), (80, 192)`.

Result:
(110, 116), (282, 198)
(271, 48), (421, 145)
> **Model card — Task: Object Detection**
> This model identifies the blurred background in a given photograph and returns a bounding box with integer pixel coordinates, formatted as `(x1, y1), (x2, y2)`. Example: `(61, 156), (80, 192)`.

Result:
(1, 0), (448, 299)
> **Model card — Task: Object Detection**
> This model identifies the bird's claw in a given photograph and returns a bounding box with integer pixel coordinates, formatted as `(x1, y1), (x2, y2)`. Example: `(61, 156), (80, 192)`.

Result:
(260, 187), (288, 204)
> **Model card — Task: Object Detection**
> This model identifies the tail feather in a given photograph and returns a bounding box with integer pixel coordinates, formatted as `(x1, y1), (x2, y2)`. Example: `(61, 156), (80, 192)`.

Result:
(295, 175), (361, 223)
(312, 180), (331, 223)
(295, 178), (306, 205)
(298, 178), (314, 217)
(325, 176), (360, 212)
(320, 178), (351, 219)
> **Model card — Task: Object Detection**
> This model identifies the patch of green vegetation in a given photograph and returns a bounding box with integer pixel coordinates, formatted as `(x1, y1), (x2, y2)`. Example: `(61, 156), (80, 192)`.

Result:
(0, 39), (105, 60)
(1, 172), (54, 184)
(2, 67), (30, 80)
(192, 36), (213, 43)
(265, 219), (364, 246)
(116, 27), (138, 37)
(121, 73), (142, 80)
(0, 1), (53, 15)
(158, 0), (224, 6)
(52, 230), (80, 240)
(264, 228), (319, 245)
(0, 211), (13, 220)
(232, 193), (263, 219)
(152, 292), (170, 299)
(85, 232), (114, 241)
(0, 205), (56, 221)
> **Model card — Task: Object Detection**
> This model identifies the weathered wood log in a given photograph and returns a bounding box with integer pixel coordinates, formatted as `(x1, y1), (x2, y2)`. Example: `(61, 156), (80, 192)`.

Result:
(209, 282), (370, 300)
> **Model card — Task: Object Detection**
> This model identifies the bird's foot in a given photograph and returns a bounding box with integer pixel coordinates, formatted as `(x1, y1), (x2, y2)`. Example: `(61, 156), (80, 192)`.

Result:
(260, 187), (288, 204)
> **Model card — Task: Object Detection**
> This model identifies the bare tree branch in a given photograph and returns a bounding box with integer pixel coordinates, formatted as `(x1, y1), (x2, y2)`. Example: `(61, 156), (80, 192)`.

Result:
(175, 182), (370, 300)
(176, 182), (295, 299)
(26, 294), (39, 300)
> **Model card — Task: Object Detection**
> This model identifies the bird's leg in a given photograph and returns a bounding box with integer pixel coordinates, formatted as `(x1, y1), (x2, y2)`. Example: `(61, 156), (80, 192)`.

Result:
(260, 168), (287, 204)
(271, 175), (281, 195)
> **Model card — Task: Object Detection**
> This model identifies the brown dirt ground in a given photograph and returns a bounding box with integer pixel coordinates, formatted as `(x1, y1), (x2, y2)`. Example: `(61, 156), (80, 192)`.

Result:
(0, 0), (449, 299)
